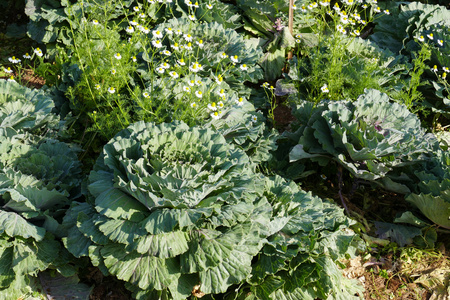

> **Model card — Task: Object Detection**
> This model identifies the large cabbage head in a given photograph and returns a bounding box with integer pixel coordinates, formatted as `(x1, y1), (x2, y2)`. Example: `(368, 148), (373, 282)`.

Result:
(64, 121), (275, 299)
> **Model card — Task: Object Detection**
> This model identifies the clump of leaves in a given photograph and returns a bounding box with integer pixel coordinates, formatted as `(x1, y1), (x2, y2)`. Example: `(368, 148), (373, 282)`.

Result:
(287, 89), (440, 193)
(63, 120), (365, 299)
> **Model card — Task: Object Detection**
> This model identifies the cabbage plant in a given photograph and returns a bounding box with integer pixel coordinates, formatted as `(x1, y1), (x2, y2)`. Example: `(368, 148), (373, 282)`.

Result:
(64, 120), (365, 299)
(0, 129), (82, 298)
(63, 121), (276, 299)
(288, 89), (440, 193)
(0, 80), (59, 133)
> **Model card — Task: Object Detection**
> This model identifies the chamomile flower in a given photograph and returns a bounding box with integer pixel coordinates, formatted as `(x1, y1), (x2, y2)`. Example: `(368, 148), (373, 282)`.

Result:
(140, 26), (150, 34)
(175, 29), (183, 35)
(143, 91), (150, 98)
(230, 55), (239, 63)
(220, 52), (228, 59)
(3, 67), (13, 74)
(108, 87), (116, 94)
(153, 30), (163, 38)
(418, 35), (425, 42)
(92, 19), (99, 25)
(195, 80), (202, 86)
(442, 72), (447, 79)
(443, 67), (449, 73)
(215, 74), (223, 84)
(172, 43), (179, 51)
(431, 65), (438, 73)
(111, 69), (117, 75)
(95, 84), (101, 90)
(183, 86), (191, 92)
(160, 62), (171, 69)
(196, 40), (204, 48)
(217, 89), (226, 97)
(23, 53), (31, 59)
(188, 80), (196, 87)
(139, 13), (146, 19)
(165, 27), (173, 35)
(251, 115), (258, 123)
(148, 0), (155, 3)
(152, 39), (162, 48)
(427, 33), (434, 40)
(189, 62), (203, 72)
(336, 24), (346, 34)
(7, 76), (16, 82)
(321, 84), (329, 93)
(295, 39), (301, 43)
(217, 101), (224, 109)
(208, 102), (217, 111)
(319, 0), (330, 6)
(384, 9), (390, 15)
(189, 15), (196, 21)
(292, 4), (297, 9)
(195, 90), (203, 98)
(156, 67), (165, 74)
(126, 26), (135, 33)
(130, 20), (138, 26)
(235, 97), (244, 106)
(351, 29), (360, 36)
(206, 3), (213, 9)
(185, 42), (193, 51)
(193, 2), (199, 8)
(190, 102), (197, 108)
(132, 56), (137, 62)
(177, 58), (186, 66)
(8, 56), (21, 64)
(374, 7), (381, 13)
(169, 71), (179, 78)
(114, 53), (122, 60)
(333, 3), (340, 11)
(341, 16), (349, 24)
(211, 111), (221, 120)
(261, 82), (270, 88)
(133, 6), (140, 12)
(183, 33), (193, 42)
(295, 34), (302, 39)
(438, 39), (444, 46)
(240, 64), (248, 71)
(161, 50), (172, 56)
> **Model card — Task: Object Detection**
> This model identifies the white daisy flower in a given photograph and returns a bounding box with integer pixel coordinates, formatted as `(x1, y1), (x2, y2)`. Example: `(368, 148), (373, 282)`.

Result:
(165, 27), (173, 35)
(139, 13), (146, 19)
(432, 65), (438, 73)
(143, 91), (150, 98)
(206, 3), (213, 9)
(132, 56), (137, 62)
(183, 86), (191, 92)
(190, 102), (197, 108)
(169, 71), (179, 78)
(217, 89), (226, 97)
(215, 75), (223, 84)
(183, 33), (193, 42)
(156, 67), (165, 74)
(23, 53), (31, 59)
(321, 84), (329, 93)
(130, 20), (138, 26)
(217, 101), (224, 109)
(152, 39), (163, 48)
(140, 26), (150, 34)
(161, 50), (172, 56)
(427, 33), (434, 40)
(108, 87), (115, 93)
(188, 80), (195, 87)
(235, 97), (244, 106)
(208, 102), (217, 111)
(160, 62), (171, 69)
(126, 26), (135, 33)
(8, 56), (21, 64)
(133, 6), (140, 12)
(211, 111), (221, 120)
(240, 64), (248, 71)
(437, 39), (444, 46)
(175, 29), (183, 35)
(443, 67), (449, 73)
(220, 52), (228, 59)
(189, 15), (196, 21)
(195, 90), (203, 98)
(7, 76), (16, 82)
(92, 19), (99, 25)
(3, 67), (13, 74)
(196, 40), (204, 48)
(230, 55), (239, 63)
(251, 115), (258, 123)
(111, 69), (117, 75)
(195, 80), (202, 86)
(177, 58), (186, 66)
(153, 30), (163, 38)
(418, 35), (425, 42)
(114, 53), (122, 60)
(185, 42), (193, 51)
(172, 43), (179, 51)
(95, 84), (101, 90)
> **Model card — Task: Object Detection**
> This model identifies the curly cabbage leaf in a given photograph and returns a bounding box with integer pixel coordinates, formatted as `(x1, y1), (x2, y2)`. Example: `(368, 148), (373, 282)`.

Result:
(0, 80), (59, 133)
(225, 176), (365, 300)
(0, 126), (82, 295)
(64, 121), (275, 298)
(288, 89), (440, 192)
